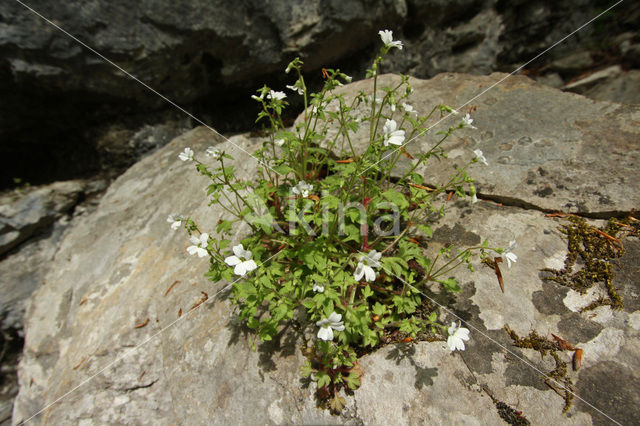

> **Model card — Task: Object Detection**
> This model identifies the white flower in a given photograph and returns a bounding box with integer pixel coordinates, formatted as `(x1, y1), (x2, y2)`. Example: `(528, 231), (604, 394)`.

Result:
(473, 149), (488, 166)
(316, 312), (345, 341)
(383, 119), (405, 146)
(344, 75), (352, 83)
(274, 138), (285, 147)
(390, 103), (396, 112)
(292, 180), (313, 197)
(205, 146), (220, 159)
(286, 84), (304, 95)
(187, 233), (209, 258)
(378, 30), (403, 50)
(462, 113), (477, 129)
(225, 244), (258, 276)
(178, 147), (194, 162)
(267, 90), (286, 101)
(313, 284), (325, 293)
(354, 250), (382, 282)
(502, 240), (518, 268)
(450, 108), (459, 115)
(167, 214), (183, 230)
(447, 321), (470, 352)
(402, 103), (417, 114)
(471, 194), (478, 204)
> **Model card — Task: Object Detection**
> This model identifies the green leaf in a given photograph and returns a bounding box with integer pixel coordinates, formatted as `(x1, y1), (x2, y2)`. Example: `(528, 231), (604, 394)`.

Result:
(361, 285), (373, 300)
(300, 361), (314, 378)
(346, 371), (361, 390)
(416, 224), (433, 237)
(381, 190), (409, 209)
(439, 277), (461, 293)
(316, 372), (331, 388)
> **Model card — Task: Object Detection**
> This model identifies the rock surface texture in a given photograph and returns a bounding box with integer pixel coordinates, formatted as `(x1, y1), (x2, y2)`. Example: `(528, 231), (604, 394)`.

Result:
(12, 73), (640, 425)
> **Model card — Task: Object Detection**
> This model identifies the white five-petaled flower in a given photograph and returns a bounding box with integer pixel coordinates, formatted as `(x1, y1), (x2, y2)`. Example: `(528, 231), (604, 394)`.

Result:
(502, 240), (518, 268)
(187, 233), (209, 258)
(316, 312), (345, 341)
(447, 321), (470, 352)
(383, 119), (406, 147)
(292, 180), (313, 197)
(267, 90), (286, 101)
(205, 146), (220, 159)
(167, 213), (183, 230)
(286, 84), (304, 95)
(354, 250), (382, 282)
(402, 103), (417, 114)
(313, 284), (325, 293)
(378, 30), (403, 50)
(225, 244), (258, 276)
(178, 147), (194, 162)
(473, 149), (488, 166)
(462, 113), (477, 129)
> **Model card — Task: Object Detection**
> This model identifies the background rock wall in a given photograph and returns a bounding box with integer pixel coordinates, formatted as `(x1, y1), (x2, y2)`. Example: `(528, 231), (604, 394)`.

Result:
(1, 0), (638, 190)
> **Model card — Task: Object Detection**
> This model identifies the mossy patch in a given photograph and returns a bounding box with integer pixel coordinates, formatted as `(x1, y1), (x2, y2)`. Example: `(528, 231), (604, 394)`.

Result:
(505, 326), (577, 413)
(541, 216), (640, 311)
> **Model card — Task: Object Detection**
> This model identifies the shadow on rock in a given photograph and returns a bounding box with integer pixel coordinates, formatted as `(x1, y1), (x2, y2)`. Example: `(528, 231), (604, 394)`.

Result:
(386, 343), (438, 390)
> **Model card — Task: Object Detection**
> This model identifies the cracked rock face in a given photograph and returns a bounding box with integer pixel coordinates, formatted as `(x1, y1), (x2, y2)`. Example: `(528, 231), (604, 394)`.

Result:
(13, 74), (640, 424)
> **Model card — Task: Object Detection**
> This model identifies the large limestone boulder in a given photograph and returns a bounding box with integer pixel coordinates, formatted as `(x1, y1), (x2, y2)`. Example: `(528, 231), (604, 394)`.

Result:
(13, 73), (640, 424)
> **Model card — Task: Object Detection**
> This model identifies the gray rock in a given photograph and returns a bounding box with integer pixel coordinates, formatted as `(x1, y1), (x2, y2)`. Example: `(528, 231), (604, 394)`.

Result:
(12, 73), (640, 424)
(534, 72), (565, 89)
(549, 51), (595, 74)
(0, 219), (70, 333)
(0, 0), (406, 107)
(0, 181), (85, 256)
(576, 70), (640, 105)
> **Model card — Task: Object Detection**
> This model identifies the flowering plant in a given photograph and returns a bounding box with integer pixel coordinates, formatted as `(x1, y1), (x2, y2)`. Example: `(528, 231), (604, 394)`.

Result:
(172, 30), (513, 412)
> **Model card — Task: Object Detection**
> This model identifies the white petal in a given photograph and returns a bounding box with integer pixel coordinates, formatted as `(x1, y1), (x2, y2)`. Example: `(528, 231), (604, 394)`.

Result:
(448, 322), (457, 335)
(189, 236), (201, 245)
(328, 312), (342, 323)
(456, 328), (470, 341)
(354, 263), (365, 281)
(243, 260), (258, 273)
(332, 323), (345, 332)
(232, 244), (245, 257)
(187, 246), (198, 256)
(317, 326), (333, 341)
(447, 336), (457, 351)
(234, 263), (248, 276)
(316, 318), (330, 327)
(364, 266), (377, 282)
(225, 256), (241, 266)
(199, 233), (209, 244)
(196, 247), (208, 258)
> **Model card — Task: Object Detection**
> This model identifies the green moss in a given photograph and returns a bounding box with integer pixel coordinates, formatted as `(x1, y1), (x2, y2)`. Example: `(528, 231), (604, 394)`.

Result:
(505, 326), (574, 413)
(542, 216), (626, 311)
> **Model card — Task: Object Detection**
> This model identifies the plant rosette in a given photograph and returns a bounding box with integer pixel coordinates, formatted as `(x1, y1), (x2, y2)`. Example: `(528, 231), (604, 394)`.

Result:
(172, 30), (515, 413)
